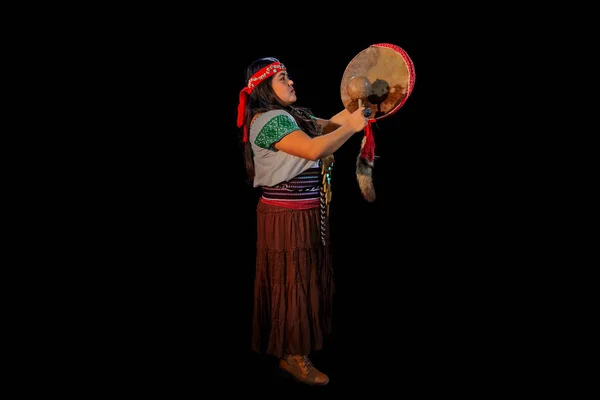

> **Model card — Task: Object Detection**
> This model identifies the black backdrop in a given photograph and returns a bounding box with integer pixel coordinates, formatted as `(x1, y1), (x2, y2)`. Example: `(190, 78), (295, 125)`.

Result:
(67, 8), (530, 392)
(91, 28), (460, 392)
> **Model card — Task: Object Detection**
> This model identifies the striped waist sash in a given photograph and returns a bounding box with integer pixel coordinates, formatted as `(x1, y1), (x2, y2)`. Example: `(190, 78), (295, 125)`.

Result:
(261, 167), (321, 203)
(261, 165), (329, 246)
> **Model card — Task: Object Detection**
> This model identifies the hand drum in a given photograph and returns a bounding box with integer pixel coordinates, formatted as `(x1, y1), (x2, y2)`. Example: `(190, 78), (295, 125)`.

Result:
(341, 43), (415, 120)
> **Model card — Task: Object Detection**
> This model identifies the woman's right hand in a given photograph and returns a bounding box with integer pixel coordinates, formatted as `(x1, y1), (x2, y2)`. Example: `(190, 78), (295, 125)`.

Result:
(347, 106), (369, 133)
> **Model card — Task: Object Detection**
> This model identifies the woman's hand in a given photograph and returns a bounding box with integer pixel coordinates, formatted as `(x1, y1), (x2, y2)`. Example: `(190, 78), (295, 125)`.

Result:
(346, 106), (368, 133)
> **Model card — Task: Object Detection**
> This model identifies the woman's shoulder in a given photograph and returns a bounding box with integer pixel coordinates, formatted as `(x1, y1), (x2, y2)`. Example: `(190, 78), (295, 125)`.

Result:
(251, 109), (297, 133)
(255, 109), (293, 123)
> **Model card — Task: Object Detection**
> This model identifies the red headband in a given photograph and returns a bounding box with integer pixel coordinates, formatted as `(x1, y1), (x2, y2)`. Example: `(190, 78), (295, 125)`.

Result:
(237, 62), (286, 142)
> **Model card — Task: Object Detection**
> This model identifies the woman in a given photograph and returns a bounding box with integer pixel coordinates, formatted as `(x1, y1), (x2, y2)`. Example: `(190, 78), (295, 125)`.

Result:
(237, 56), (368, 386)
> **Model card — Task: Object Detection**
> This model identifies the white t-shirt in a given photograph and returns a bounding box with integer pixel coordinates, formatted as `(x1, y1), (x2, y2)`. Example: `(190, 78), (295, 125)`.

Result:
(250, 109), (319, 188)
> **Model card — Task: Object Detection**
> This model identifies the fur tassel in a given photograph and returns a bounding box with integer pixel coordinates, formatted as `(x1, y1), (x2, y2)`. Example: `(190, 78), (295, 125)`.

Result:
(356, 136), (376, 202)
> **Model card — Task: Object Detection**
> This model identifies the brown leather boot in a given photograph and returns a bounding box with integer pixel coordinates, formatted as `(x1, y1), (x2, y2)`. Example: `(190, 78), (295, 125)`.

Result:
(279, 354), (329, 386)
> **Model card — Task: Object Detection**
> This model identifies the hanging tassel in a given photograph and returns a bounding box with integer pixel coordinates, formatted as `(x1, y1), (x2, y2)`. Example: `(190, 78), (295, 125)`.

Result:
(356, 135), (376, 202)
(320, 186), (327, 246)
(356, 120), (376, 202)
(360, 121), (375, 162)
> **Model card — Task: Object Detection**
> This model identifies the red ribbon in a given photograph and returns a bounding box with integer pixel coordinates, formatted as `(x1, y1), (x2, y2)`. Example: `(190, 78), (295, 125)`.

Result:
(237, 88), (251, 142)
(360, 120), (375, 162)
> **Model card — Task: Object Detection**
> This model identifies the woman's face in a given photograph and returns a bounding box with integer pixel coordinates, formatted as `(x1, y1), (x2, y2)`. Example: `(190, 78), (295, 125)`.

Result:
(271, 70), (296, 106)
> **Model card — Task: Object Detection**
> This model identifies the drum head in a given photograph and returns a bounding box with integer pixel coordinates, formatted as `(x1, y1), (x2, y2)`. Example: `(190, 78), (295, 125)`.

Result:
(341, 43), (415, 120)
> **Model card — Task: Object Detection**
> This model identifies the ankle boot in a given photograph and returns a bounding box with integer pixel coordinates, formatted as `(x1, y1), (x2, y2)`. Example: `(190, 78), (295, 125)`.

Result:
(279, 354), (329, 386)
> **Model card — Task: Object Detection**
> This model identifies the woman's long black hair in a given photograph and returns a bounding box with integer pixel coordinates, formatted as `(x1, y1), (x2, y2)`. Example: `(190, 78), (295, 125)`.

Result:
(240, 57), (322, 184)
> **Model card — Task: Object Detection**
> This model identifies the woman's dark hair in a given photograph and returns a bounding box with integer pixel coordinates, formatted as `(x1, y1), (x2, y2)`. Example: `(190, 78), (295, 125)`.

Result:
(241, 57), (322, 184)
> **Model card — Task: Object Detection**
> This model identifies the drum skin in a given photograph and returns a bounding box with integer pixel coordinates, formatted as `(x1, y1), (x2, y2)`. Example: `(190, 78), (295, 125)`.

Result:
(341, 43), (415, 121)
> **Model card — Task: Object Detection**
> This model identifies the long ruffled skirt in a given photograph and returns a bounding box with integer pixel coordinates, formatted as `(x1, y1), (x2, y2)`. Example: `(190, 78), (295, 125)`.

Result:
(251, 201), (334, 358)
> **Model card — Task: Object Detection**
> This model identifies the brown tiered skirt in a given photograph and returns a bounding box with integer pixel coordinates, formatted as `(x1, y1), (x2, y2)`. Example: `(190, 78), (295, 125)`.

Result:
(251, 201), (334, 358)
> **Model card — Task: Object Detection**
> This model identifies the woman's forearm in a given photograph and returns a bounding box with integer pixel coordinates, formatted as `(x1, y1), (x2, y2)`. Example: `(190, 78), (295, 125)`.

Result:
(309, 123), (356, 159)
(329, 109), (351, 126)
(275, 108), (365, 160)
(316, 109), (350, 134)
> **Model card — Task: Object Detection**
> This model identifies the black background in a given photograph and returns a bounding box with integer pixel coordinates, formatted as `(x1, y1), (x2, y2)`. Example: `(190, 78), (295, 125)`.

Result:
(24, 5), (546, 393)
(82, 19), (496, 393)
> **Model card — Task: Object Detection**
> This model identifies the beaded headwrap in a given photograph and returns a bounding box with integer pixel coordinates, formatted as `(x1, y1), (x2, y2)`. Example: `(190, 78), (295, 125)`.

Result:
(237, 62), (286, 142)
